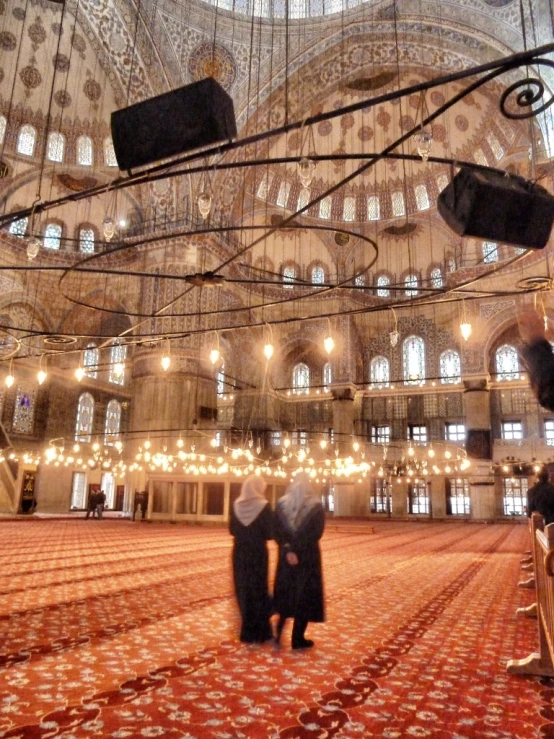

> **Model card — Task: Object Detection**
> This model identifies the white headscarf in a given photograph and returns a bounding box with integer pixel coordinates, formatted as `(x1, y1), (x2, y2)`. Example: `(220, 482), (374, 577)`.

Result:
(233, 475), (268, 526)
(278, 471), (320, 532)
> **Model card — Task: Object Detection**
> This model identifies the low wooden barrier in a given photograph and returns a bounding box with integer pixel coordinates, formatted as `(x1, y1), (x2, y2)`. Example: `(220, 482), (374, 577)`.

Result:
(507, 512), (554, 677)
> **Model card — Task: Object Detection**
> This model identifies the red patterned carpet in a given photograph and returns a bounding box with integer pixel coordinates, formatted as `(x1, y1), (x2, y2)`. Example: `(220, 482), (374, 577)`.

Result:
(0, 519), (550, 738)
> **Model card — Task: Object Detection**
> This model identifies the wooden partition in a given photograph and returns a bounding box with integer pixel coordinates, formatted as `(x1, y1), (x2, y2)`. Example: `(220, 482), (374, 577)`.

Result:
(507, 513), (554, 677)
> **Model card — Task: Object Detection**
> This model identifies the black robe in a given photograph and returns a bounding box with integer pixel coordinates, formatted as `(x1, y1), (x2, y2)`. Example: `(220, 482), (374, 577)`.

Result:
(229, 504), (273, 643)
(521, 338), (554, 412)
(273, 502), (325, 623)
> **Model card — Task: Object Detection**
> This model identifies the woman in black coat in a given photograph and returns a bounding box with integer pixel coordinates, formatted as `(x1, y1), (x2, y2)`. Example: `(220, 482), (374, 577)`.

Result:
(273, 472), (325, 649)
(229, 475), (273, 643)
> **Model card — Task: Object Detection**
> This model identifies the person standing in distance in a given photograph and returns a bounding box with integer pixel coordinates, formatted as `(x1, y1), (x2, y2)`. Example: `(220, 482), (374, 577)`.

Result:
(273, 471), (325, 649)
(527, 468), (554, 525)
(229, 475), (273, 644)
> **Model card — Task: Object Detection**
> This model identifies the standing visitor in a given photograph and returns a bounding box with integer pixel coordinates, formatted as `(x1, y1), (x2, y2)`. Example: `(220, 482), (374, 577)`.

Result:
(527, 468), (554, 525)
(273, 471), (325, 649)
(86, 491), (97, 519)
(229, 475), (273, 644)
(96, 490), (106, 520)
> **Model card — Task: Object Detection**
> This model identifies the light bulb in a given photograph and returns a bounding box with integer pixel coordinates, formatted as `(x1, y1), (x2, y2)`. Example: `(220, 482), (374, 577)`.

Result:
(197, 192), (212, 220)
(320, 439), (327, 449)
(390, 330), (400, 347)
(460, 321), (472, 341)
(161, 355), (170, 371)
(297, 157), (316, 188)
(353, 441), (360, 452)
(414, 129), (433, 162)
(408, 446), (415, 457)
(263, 343), (274, 360)
(210, 348), (220, 365)
(428, 448), (435, 458)
(103, 217), (116, 241)
(5, 373), (14, 388)
(75, 366), (84, 382)
(37, 369), (47, 385)
(113, 361), (124, 377)
(144, 439), (151, 449)
(26, 237), (41, 261)
(324, 335), (334, 354)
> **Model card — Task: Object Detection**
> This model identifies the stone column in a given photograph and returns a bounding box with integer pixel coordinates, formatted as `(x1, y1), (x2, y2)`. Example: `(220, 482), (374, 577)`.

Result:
(331, 384), (356, 453)
(391, 478), (408, 517)
(463, 377), (495, 519)
(429, 476), (447, 518)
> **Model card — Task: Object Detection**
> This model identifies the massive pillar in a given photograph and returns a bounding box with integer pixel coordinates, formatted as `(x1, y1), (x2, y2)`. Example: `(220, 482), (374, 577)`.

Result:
(464, 377), (496, 519)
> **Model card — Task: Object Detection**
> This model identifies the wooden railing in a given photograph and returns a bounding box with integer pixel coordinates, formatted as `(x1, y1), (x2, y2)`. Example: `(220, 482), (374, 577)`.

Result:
(507, 512), (554, 677)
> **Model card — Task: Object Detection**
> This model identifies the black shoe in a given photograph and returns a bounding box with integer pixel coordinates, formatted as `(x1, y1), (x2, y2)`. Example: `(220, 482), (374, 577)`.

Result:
(292, 638), (314, 650)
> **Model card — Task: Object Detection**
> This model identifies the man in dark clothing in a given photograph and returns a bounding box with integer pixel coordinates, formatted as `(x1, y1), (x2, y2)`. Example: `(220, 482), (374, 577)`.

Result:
(527, 469), (554, 525)
(518, 309), (554, 413)
(86, 492), (97, 519)
(96, 490), (106, 520)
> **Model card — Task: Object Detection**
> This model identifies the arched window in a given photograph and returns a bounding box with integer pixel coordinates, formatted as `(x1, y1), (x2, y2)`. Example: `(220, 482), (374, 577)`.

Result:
(12, 385), (36, 434)
(292, 362), (310, 394)
(104, 137), (118, 167)
(367, 195), (380, 221)
(83, 343), (98, 378)
(323, 362), (332, 389)
(9, 217), (28, 238)
(319, 196), (331, 219)
(446, 256), (456, 274)
(355, 273), (365, 286)
(483, 241), (498, 263)
(109, 341), (127, 385)
(440, 349), (461, 384)
(17, 124), (36, 156)
(79, 227), (95, 254)
(343, 196), (356, 221)
(377, 275), (390, 297)
(415, 184), (430, 210)
(0, 115), (6, 144)
(404, 274), (418, 296)
(283, 265), (296, 288)
(217, 361), (225, 395)
(430, 267), (443, 289)
(495, 344), (519, 381)
(311, 265), (325, 284)
(298, 188), (310, 210)
(77, 135), (93, 166)
(47, 132), (65, 162)
(75, 392), (94, 442)
(403, 336), (426, 385)
(104, 399), (121, 445)
(391, 190), (405, 217)
(44, 223), (62, 250)
(370, 356), (390, 388)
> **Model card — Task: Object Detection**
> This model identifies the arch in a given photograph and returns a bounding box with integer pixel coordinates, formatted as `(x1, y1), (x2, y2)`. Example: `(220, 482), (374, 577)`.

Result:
(109, 341), (127, 384)
(77, 135), (93, 166)
(440, 349), (461, 384)
(104, 399), (122, 445)
(495, 343), (519, 381)
(292, 362), (310, 394)
(83, 343), (99, 378)
(44, 223), (62, 250)
(104, 137), (118, 167)
(78, 226), (95, 254)
(75, 392), (94, 442)
(370, 355), (390, 388)
(403, 336), (426, 385)
(47, 132), (65, 163)
(16, 125), (36, 156)
(311, 265), (325, 284)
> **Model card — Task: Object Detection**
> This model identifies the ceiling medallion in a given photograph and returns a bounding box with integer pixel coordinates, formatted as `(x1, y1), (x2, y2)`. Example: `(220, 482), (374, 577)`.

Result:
(344, 71), (397, 92)
(43, 335), (77, 345)
(515, 276), (551, 290)
(334, 232), (350, 246)
(382, 222), (418, 237)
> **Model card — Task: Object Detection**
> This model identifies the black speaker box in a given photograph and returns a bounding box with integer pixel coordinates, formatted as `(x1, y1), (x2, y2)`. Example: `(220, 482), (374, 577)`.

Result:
(111, 78), (237, 171)
(437, 166), (554, 250)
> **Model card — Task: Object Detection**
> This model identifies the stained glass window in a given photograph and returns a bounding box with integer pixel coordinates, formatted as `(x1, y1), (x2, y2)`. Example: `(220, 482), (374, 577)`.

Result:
(311, 265), (325, 284)
(503, 477), (528, 515)
(276, 181), (291, 207)
(436, 174), (449, 193)
(414, 184), (430, 211)
(44, 223), (62, 250)
(319, 196), (331, 219)
(104, 137), (118, 167)
(343, 196), (356, 221)
(483, 241), (498, 263)
(391, 190), (406, 217)
(9, 217), (28, 238)
(298, 188), (310, 210)
(47, 132), (65, 162)
(355, 273), (365, 286)
(448, 478), (470, 515)
(109, 341), (127, 385)
(0, 115), (6, 144)
(403, 335), (425, 385)
(495, 344), (519, 381)
(12, 386), (36, 434)
(79, 227), (95, 254)
(75, 392), (94, 442)
(257, 171), (273, 199)
(217, 361), (225, 395)
(367, 195), (380, 221)
(17, 125), (36, 156)
(283, 265), (295, 287)
(377, 275), (390, 297)
(292, 362), (310, 394)
(430, 267), (443, 288)
(70, 472), (87, 509)
(77, 135), (93, 166)
(83, 343), (98, 378)
(440, 349), (461, 384)
(446, 256), (456, 273)
(104, 399), (121, 445)
(404, 274), (418, 296)
(323, 362), (332, 389)
(370, 356), (390, 388)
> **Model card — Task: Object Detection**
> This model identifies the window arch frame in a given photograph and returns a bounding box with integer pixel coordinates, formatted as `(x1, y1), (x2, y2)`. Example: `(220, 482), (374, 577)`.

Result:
(83, 343), (99, 379)
(104, 399), (122, 445)
(370, 355), (390, 389)
(16, 124), (36, 156)
(78, 225), (96, 254)
(311, 265), (325, 285)
(43, 222), (63, 250)
(403, 335), (426, 386)
(76, 134), (94, 166)
(376, 274), (391, 298)
(47, 131), (65, 162)
(75, 392), (95, 442)
(439, 348), (461, 385)
(495, 343), (520, 381)
(292, 362), (310, 395)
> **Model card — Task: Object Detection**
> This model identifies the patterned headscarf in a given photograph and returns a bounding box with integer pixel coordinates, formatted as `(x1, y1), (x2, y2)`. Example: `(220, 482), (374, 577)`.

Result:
(278, 471), (320, 532)
(233, 475), (268, 526)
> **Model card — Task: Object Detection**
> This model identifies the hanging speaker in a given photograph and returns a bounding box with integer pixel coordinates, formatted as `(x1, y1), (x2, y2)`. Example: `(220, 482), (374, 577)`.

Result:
(437, 167), (554, 250)
(110, 78), (237, 171)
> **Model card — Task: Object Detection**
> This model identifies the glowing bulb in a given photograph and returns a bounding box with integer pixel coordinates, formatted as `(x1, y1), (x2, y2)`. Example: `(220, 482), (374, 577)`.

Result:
(428, 448), (435, 458)
(408, 446), (415, 457)
(210, 348), (220, 365)
(103, 217), (116, 241)
(161, 354), (171, 371)
(283, 438), (291, 449)
(5, 373), (14, 388)
(414, 128), (433, 161)
(197, 192), (212, 220)
(144, 439), (151, 449)
(353, 441), (360, 452)
(263, 343), (274, 360)
(37, 369), (47, 385)
(75, 366), (84, 382)
(26, 237), (41, 261)
(324, 335), (334, 355)
(320, 439), (327, 449)
(390, 330), (400, 347)
(177, 438), (184, 448)
(460, 321), (472, 341)
(113, 362), (124, 377)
